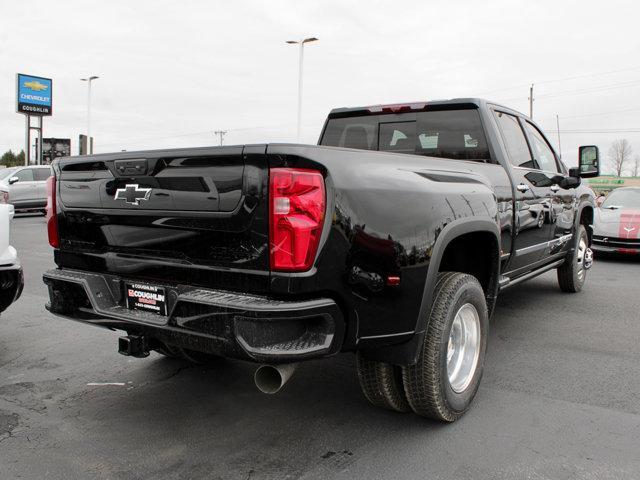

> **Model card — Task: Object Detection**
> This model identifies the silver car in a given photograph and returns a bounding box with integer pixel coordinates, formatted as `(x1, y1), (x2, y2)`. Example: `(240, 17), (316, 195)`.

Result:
(0, 165), (53, 212)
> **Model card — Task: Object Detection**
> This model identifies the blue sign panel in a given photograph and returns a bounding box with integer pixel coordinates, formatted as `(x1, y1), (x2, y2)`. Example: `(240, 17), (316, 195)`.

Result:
(16, 73), (53, 116)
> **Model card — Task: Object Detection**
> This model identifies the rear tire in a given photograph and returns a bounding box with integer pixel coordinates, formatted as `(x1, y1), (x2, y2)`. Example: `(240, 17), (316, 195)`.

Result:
(402, 272), (488, 422)
(356, 353), (411, 413)
(557, 225), (591, 293)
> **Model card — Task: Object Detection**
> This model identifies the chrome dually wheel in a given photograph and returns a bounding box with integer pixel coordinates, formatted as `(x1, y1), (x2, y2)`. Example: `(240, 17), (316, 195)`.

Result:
(558, 225), (590, 293)
(576, 237), (588, 282)
(447, 303), (481, 393)
(402, 272), (488, 422)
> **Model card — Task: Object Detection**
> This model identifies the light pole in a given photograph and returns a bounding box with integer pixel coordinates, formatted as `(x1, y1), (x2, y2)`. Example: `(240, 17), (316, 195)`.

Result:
(81, 76), (99, 154)
(286, 37), (318, 142)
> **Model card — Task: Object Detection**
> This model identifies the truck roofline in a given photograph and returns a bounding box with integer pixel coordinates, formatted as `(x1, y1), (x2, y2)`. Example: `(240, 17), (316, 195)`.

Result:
(326, 97), (527, 119)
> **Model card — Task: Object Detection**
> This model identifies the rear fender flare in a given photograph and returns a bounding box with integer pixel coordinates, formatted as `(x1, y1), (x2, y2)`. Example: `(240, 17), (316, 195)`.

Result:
(575, 201), (595, 245)
(415, 216), (501, 335)
(360, 216), (500, 366)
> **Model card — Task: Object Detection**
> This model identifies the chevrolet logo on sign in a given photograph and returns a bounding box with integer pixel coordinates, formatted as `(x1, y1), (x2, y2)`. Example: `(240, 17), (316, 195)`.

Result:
(114, 184), (151, 205)
(24, 80), (49, 91)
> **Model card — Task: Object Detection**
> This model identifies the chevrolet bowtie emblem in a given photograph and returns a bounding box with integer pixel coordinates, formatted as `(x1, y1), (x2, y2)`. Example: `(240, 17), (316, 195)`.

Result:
(114, 184), (151, 205)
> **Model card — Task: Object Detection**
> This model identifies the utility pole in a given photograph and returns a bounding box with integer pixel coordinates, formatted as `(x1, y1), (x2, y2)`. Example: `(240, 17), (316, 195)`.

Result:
(214, 130), (227, 146)
(286, 37), (318, 142)
(556, 114), (562, 158)
(528, 83), (534, 118)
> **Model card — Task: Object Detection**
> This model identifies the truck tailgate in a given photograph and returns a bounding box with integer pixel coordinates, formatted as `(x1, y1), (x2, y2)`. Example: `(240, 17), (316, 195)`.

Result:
(55, 145), (270, 291)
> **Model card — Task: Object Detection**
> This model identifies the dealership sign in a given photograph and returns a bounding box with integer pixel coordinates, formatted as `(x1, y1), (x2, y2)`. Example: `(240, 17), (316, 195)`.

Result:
(16, 73), (52, 116)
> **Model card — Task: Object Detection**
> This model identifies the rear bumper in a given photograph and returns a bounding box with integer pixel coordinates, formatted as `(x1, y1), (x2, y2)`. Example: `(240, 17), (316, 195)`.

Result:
(0, 264), (24, 314)
(43, 268), (344, 363)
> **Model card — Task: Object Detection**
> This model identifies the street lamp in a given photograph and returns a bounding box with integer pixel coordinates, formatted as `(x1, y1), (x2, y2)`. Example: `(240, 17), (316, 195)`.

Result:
(80, 76), (99, 154)
(286, 37), (318, 142)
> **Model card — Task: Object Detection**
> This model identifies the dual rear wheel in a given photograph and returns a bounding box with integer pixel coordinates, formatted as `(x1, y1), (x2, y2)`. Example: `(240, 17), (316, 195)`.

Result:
(357, 272), (488, 422)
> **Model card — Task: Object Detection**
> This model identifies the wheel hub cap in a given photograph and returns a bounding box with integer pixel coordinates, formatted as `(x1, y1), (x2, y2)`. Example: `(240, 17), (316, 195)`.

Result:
(446, 303), (481, 394)
(576, 238), (589, 280)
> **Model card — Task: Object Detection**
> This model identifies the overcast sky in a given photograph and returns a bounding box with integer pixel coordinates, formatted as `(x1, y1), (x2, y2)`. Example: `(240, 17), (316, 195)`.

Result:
(1, 0), (639, 171)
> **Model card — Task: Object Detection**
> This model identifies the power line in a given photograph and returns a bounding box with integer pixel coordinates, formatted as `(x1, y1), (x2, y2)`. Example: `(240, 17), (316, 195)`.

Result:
(536, 65), (640, 85)
(495, 80), (640, 105)
(477, 65), (640, 96)
(539, 128), (640, 134)
(536, 107), (640, 122)
(536, 79), (640, 99)
(97, 123), (296, 148)
(98, 130), (213, 148)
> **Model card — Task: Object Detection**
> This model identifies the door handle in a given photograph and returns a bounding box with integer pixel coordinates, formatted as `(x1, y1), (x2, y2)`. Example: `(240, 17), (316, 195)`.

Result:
(550, 185), (560, 192)
(516, 183), (530, 192)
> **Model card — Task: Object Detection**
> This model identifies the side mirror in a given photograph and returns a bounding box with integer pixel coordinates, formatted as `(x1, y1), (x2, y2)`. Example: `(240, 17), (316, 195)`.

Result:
(577, 145), (600, 178)
(8, 176), (19, 185)
(552, 174), (581, 189)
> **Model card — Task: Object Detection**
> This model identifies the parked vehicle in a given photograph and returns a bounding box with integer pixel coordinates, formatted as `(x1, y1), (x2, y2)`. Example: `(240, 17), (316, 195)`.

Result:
(592, 187), (640, 255)
(0, 204), (23, 314)
(43, 98), (599, 421)
(0, 165), (53, 213)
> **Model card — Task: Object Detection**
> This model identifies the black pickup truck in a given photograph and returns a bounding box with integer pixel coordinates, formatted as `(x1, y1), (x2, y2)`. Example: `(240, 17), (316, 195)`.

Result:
(43, 98), (600, 421)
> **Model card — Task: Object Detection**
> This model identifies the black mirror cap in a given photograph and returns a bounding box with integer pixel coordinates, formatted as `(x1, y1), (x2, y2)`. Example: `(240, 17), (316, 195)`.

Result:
(577, 145), (600, 178)
(557, 172), (581, 189)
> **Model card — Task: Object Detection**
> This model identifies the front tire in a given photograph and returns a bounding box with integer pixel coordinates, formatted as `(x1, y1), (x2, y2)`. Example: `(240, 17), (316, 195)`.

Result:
(402, 272), (488, 422)
(557, 225), (591, 293)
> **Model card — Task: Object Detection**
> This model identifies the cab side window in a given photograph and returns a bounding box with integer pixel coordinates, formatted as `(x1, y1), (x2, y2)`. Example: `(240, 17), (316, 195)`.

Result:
(524, 122), (560, 173)
(493, 111), (534, 169)
(14, 169), (34, 182)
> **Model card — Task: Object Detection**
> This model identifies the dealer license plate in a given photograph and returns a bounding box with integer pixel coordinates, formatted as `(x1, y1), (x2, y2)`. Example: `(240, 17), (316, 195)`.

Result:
(125, 282), (167, 316)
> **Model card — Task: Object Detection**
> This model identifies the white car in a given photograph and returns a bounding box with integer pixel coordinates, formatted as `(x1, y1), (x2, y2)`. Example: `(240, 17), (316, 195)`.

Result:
(0, 204), (23, 313)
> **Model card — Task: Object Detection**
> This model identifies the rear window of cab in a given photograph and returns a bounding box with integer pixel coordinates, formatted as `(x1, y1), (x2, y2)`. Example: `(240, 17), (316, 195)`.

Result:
(320, 108), (491, 162)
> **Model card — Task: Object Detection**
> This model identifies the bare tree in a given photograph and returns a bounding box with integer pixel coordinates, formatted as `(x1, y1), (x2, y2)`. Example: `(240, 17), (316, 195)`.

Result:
(608, 139), (633, 177)
(632, 155), (640, 177)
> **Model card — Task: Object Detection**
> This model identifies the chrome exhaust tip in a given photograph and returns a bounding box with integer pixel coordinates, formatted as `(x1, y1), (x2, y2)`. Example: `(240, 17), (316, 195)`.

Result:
(254, 364), (297, 394)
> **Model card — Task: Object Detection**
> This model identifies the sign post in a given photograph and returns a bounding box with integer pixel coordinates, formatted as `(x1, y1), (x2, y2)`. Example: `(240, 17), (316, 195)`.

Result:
(16, 73), (53, 166)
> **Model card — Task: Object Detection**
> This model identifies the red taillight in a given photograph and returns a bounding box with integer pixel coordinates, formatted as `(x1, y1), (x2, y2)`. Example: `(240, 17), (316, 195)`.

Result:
(269, 168), (325, 272)
(0, 191), (8, 204)
(45, 175), (59, 248)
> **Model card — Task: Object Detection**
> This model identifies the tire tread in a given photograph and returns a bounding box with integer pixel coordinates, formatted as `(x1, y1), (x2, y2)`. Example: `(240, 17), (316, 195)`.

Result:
(357, 353), (411, 413)
(402, 272), (486, 421)
(558, 225), (588, 293)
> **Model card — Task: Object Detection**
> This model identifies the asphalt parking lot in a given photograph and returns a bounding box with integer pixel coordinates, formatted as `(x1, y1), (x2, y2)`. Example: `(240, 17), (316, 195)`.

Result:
(1, 215), (639, 480)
